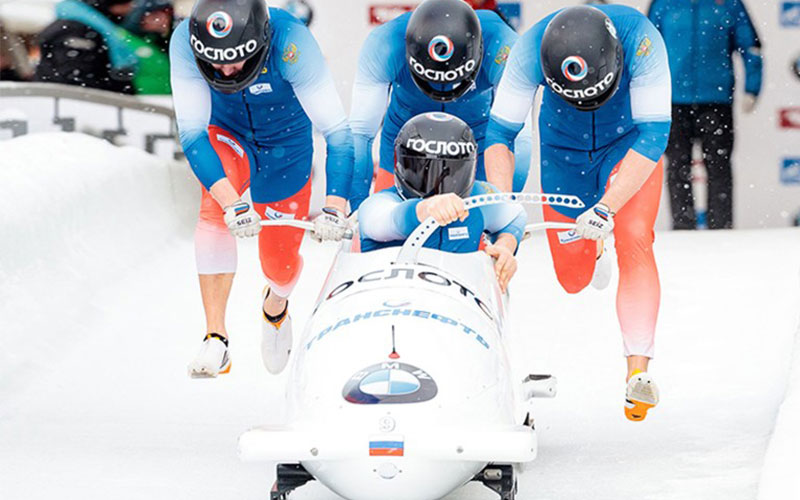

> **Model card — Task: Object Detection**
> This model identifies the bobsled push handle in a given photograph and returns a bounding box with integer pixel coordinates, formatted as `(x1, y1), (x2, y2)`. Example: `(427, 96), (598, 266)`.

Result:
(396, 192), (584, 265)
(259, 219), (354, 240)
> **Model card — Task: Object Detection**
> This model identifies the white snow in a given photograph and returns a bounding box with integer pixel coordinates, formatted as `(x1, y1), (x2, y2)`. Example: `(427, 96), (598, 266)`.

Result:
(1, 133), (799, 499)
(758, 310), (800, 500)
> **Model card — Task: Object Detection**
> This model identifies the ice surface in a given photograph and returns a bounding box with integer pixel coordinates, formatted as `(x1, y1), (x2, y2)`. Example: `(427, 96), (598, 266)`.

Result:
(1, 133), (799, 499)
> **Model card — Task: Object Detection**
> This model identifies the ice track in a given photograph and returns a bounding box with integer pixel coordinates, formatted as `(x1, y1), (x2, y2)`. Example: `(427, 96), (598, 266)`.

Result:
(1, 134), (799, 500)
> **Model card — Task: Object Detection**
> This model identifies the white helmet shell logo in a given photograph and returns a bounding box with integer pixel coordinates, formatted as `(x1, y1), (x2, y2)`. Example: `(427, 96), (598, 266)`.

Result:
(191, 34), (258, 62)
(409, 56), (477, 83)
(605, 17), (618, 39)
(546, 71), (616, 101)
(561, 55), (588, 82)
(428, 35), (454, 62)
(406, 138), (476, 156)
(206, 11), (233, 39)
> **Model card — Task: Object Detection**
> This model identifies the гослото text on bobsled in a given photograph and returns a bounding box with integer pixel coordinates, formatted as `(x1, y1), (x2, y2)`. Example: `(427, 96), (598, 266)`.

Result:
(238, 192), (583, 500)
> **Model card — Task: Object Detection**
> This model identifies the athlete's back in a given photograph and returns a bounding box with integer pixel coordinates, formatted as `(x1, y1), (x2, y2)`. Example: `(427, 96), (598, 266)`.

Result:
(491, 5), (671, 158)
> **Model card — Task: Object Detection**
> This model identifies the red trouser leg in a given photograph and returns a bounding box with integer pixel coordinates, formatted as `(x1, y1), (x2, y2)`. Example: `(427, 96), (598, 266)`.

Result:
(253, 180), (312, 298)
(543, 207), (596, 294)
(543, 159), (663, 358)
(195, 126), (251, 274)
(612, 160), (663, 358)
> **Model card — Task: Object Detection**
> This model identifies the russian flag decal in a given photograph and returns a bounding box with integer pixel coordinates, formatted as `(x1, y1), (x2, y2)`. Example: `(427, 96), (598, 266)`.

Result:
(369, 435), (404, 457)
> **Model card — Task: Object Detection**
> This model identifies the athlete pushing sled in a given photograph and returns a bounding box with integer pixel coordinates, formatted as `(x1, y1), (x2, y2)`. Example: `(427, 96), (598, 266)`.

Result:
(170, 0), (354, 378)
(485, 5), (670, 421)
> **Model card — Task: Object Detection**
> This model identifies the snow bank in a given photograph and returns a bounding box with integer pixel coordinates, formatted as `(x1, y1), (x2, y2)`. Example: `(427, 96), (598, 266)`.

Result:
(758, 293), (800, 500)
(0, 132), (197, 394)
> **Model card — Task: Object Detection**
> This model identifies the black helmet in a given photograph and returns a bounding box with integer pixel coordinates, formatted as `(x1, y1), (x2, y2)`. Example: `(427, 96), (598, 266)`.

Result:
(189, 0), (271, 94)
(405, 0), (483, 103)
(394, 112), (477, 200)
(540, 6), (623, 111)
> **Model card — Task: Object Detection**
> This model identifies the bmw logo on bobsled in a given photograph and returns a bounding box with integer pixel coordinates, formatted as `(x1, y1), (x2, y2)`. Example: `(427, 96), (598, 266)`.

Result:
(239, 193), (572, 500)
(343, 361), (438, 405)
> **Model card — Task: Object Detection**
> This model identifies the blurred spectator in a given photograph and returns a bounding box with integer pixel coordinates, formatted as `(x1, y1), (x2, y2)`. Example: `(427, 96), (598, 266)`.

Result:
(649, 0), (763, 230)
(122, 0), (174, 93)
(1, 23), (34, 81)
(35, 0), (173, 95)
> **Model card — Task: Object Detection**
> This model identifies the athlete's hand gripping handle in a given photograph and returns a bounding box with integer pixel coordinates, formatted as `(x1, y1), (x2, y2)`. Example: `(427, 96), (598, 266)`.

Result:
(574, 203), (615, 241)
(223, 199), (261, 238)
(311, 207), (350, 242)
(416, 193), (469, 226)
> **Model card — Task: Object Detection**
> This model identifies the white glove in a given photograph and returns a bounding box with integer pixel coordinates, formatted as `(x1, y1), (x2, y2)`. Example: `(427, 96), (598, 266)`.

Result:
(741, 93), (758, 114)
(222, 199), (261, 238)
(312, 207), (348, 242)
(575, 203), (615, 241)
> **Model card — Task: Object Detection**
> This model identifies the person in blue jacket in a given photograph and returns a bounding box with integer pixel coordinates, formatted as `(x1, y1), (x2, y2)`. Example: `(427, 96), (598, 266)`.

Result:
(171, 0), (354, 378)
(349, 0), (533, 211)
(484, 5), (672, 422)
(359, 112), (526, 293)
(648, 0), (763, 229)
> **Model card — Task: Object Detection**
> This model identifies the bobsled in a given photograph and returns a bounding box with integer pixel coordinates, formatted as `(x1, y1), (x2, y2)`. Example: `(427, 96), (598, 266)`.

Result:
(239, 193), (583, 500)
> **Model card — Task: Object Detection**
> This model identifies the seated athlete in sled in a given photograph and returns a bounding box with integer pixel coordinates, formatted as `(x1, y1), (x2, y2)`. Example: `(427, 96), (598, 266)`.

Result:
(358, 112), (527, 292)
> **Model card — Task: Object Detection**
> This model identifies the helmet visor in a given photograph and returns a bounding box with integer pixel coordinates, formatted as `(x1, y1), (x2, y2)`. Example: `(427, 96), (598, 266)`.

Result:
(395, 156), (476, 199)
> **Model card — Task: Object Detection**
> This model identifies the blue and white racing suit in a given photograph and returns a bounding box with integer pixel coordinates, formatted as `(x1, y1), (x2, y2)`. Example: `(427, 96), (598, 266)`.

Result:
(486, 5), (671, 218)
(170, 8), (354, 294)
(349, 10), (533, 210)
(485, 5), (672, 359)
(359, 182), (526, 253)
(171, 8), (353, 202)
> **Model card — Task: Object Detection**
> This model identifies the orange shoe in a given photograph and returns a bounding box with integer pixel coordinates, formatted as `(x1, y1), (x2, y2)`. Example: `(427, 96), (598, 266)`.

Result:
(624, 371), (659, 422)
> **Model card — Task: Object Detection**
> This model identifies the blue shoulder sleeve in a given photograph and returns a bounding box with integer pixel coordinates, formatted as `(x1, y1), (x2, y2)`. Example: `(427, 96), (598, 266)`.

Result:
(625, 12), (672, 162)
(479, 11), (519, 86)
(486, 17), (549, 150)
(354, 17), (406, 88)
(169, 20), (225, 190)
(359, 189), (422, 242)
(276, 11), (354, 199)
(350, 17), (406, 209)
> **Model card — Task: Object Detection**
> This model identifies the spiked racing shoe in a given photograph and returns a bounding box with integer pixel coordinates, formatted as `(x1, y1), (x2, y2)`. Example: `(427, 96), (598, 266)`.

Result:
(625, 371), (660, 422)
(188, 333), (231, 378)
(262, 289), (293, 375)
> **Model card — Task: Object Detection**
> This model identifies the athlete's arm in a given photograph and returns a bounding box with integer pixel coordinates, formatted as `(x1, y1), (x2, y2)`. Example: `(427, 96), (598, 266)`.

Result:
(478, 182), (527, 292)
(483, 17), (533, 193)
(359, 191), (422, 242)
(485, 25), (543, 192)
(600, 17), (671, 214)
(484, 233), (517, 293)
(349, 23), (399, 210)
(511, 114), (534, 191)
(169, 21), (239, 209)
(280, 24), (354, 213)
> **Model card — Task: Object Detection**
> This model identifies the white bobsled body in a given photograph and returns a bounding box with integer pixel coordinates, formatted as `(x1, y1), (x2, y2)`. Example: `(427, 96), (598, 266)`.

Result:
(239, 246), (536, 500)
